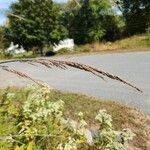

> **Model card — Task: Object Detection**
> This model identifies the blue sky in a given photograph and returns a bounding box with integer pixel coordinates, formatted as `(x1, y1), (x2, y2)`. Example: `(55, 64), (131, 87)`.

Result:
(0, 0), (67, 24)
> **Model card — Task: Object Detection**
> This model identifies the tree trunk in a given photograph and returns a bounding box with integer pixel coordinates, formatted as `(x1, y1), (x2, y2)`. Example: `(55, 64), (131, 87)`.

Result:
(39, 46), (43, 56)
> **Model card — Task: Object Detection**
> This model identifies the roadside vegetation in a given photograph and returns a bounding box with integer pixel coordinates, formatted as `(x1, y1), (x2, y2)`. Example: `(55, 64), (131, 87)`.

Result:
(0, 51), (36, 60)
(0, 34), (150, 59)
(0, 0), (149, 149)
(0, 56), (145, 149)
(0, 86), (149, 149)
(57, 34), (150, 55)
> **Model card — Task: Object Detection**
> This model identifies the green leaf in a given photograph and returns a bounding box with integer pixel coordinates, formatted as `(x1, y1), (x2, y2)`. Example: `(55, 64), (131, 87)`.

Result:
(15, 145), (25, 150)
(27, 141), (33, 150)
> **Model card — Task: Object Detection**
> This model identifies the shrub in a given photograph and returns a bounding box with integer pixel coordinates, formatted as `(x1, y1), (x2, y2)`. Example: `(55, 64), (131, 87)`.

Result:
(146, 27), (150, 39)
(2, 85), (135, 150)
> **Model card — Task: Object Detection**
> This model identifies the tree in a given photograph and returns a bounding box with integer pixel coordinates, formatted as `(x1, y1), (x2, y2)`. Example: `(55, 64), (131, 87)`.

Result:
(69, 0), (104, 44)
(0, 26), (8, 50)
(65, 0), (122, 44)
(115, 0), (150, 35)
(5, 0), (68, 55)
(102, 15), (125, 41)
(69, 0), (90, 44)
(59, 0), (81, 40)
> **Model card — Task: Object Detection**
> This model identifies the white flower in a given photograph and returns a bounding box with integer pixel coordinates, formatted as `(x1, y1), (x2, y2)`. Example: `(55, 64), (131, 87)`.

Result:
(57, 137), (77, 150)
(105, 141), (124, 150)
(121, 128), (136, 142)
(57, 143), (63, 150)
(17, 85), (135, 149)
(77, 112), (83, 118)
(95, 109), (112, 128)
(6, 93), (15, 100)
(22, 85), (65, 122)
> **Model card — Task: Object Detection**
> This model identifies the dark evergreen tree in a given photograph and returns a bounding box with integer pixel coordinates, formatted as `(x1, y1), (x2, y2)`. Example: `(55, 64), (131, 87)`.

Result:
(116, 0), (150, 35)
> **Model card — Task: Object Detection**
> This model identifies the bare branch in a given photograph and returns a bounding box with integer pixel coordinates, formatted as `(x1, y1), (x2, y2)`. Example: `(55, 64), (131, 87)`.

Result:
(72, 0), (81, 8)
(7, 13), (34, 23)
(111, 0), (123, 13)
(0, 65), (44, 86)
(0, 58), (143, 93)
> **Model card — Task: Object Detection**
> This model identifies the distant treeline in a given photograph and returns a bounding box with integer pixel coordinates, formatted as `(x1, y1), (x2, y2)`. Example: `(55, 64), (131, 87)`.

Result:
(0, 0), (150, 53)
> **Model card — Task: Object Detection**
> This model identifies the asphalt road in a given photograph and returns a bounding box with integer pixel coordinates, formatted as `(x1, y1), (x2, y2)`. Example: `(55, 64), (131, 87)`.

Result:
(0, 51), (150, 114)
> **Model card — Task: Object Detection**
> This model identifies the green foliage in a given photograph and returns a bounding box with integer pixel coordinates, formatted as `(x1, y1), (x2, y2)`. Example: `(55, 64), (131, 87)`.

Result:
(65, 0), (122, 44)
(120, 0), (150, 35)
(15, 142), (33, 150)
(2, 0), (148, 52)
(0, 85), (135, 149)
(69, 0), (105, 44)
(102, 15), (125, 41)
(1, 86), (150, 149)
(0, 0), (149, 55)
(56, 48), (73, 55)
(0, 26), (8, 50)
(5, 0), (68, 54)
(146, 27), (150, 39)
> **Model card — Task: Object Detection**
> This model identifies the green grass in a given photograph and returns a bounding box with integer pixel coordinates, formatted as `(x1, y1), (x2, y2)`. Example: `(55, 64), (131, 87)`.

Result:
(85, 34), (150, 53)
(114, 34), (150, 49)
(13, 51), (36, 59)
(0, 52), (12, 60)
(0, 88), (149, 149)
(0, 51), (36, 60)
(56, 34), (150, 56)
(0, 34), (150, 60)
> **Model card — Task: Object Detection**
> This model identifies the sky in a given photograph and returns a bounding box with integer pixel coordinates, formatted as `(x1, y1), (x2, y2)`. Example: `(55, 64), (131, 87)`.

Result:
(0, 0), (67, 24)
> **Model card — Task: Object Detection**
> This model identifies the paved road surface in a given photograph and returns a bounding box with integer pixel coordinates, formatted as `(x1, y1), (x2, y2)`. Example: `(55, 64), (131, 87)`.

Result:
(0, 51), (150, 114)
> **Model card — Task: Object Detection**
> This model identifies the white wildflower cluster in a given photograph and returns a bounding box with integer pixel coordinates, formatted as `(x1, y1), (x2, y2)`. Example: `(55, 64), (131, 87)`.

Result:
(94, 109), (136, 150)
(23, 85), (64, 122)
(121, 128), (136, 142)
(97, 128), (135, 150)
(61, 111), (94, 147)
(18, 85), (64, 140)
(105, 141), (124, 150)
(15, 86), (135, 149)
(95, 109), (112, 128)
(18, 120), (38, 140)
(6, 92), (15, 100)
(97, 129), (124, 149)
(57, 137), (77, 150)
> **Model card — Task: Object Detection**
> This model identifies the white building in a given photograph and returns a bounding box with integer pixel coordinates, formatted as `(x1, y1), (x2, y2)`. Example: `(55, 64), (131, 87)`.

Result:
(53, 39), (74, 52)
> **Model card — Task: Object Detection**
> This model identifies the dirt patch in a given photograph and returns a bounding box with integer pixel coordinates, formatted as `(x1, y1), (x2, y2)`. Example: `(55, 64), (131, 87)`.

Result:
(123, 109), (150, 150)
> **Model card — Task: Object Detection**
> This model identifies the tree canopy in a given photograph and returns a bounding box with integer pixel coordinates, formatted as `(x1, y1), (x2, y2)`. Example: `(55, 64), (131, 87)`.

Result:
(5, 0), (68, 53)
(115, 0), (150, 35)
(2, 0), (149, 51)
(62, 0), (123, 44)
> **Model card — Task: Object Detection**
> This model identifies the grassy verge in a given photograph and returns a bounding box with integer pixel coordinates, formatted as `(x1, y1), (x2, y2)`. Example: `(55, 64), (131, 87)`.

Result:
(0, 51), (37, 60)
(0, 88), (149, 149)
(1, 34), (150, 60)
(12, 51), (37, 59)
(82, 35), (150, 52)
(56, 34), (150, 56)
